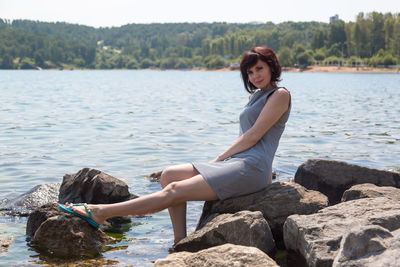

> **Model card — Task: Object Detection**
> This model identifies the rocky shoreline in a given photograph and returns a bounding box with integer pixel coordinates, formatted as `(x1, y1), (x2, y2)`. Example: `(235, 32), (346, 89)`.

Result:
(1, 159), (399, 266)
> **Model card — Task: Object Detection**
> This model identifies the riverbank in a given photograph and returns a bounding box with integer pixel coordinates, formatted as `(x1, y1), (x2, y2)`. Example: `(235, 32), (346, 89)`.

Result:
(3, 65), (399, 73)
(211, 65), (400, 73)
(286, 65), (400, 73)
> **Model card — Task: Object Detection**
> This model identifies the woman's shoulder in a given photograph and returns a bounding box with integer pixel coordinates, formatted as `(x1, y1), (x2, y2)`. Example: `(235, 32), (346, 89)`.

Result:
(276, 87), (289, 93)
(268, 87), (291, 108)
(272, 87), (290, 98)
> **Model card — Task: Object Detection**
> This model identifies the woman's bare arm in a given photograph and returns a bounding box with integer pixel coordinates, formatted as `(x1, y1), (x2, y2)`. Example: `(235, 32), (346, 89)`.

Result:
(211, 88), (290, 162)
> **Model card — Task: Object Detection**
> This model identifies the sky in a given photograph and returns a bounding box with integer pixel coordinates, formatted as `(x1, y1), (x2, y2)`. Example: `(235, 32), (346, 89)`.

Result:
(0, 0), (399, 28)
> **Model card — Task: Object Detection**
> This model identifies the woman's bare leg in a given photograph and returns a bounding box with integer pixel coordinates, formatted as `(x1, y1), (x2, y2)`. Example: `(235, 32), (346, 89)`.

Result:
(160, 164), (200, 243)
(66, 174), (218, 241)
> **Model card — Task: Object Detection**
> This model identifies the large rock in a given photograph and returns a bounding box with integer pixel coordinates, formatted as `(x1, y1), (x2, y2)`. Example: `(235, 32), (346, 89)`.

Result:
(283, 197), (400, 267)
(295, 159), (400, 205)
(0, 183), (60, 216)
(154, 243), (279, 267)
(26, 203), (64, 236)
(197, 182), (328, 247)
(174, 211), (275, 255)
(332, 225), (400, 267)
(33, 214), (115, 258)
(342, 183), (400, 202)
(59, 168), (137, 204)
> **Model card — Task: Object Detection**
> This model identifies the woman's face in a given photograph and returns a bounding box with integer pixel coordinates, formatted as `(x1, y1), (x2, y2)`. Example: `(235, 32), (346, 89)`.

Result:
(247, 60), (272, 90)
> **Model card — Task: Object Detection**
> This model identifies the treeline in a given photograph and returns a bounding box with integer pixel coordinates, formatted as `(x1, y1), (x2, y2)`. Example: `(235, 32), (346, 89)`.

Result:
(0, 20), (96, 69)
(0, 12), (399, 70)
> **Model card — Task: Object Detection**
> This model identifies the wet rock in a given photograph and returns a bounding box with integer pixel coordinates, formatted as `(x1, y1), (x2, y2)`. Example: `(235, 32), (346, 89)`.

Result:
(154, 243), (279, 267)
(0, 183), (60, 216)
(197, 182), (328, 248)
(295, 159), (400, 205)
(332, 225), (400, 267)
(59, 168), (137, 204)
(33, 214), (115, 258)
(26, 203), (64, 237)
(0, 232), (14, 256)
(27, 202), (127, 238)
(283, 197), (400, 267)
(342, 183), (400, 202)
(174, 211), (275, 255)
(148, 170), (162, 182)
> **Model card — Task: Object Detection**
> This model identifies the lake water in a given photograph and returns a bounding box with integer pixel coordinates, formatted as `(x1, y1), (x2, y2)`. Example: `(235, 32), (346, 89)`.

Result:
(0, 70), (399, 266)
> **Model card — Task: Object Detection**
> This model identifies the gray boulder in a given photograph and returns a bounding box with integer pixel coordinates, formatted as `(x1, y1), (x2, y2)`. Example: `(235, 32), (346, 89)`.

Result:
(295, 159), (400, 205)
(59, 168), (137, 204)
(33, 214), (114, 258)
(333, 225), (400, 267)
(342, 183), (400, 202)
(174, 211), (275, 255)
(197, 182), (328, 248)
(153, 243), (279, 267)
(283, 197), (400, 267)
(0, 183), (60, 216)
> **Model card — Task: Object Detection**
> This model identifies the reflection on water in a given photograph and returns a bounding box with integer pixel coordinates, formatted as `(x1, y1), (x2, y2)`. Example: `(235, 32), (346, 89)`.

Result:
(0, 70), (399, 265)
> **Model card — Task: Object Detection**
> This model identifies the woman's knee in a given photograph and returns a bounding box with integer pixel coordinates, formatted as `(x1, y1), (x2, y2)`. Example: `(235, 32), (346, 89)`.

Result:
(160, 164), (198, 188)
(160, 166), (174, 188)
(162, 181), (183, 205)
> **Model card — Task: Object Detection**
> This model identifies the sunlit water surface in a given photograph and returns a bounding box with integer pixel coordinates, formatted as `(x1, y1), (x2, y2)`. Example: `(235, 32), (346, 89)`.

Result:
(0, 70), (399, 266)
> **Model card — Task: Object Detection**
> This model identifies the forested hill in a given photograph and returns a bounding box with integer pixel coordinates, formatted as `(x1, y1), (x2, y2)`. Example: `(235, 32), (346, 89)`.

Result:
(1, 12), (399, 70)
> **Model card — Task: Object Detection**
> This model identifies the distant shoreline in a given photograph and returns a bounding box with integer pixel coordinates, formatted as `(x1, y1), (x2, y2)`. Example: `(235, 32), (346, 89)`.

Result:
(286, 65), (400, 74)
(210, 65), (400, 74)
(2, 65), (400, 74)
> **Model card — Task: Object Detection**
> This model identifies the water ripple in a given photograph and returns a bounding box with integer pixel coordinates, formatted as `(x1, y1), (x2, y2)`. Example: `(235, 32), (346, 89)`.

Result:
(0, 70), (399, 265)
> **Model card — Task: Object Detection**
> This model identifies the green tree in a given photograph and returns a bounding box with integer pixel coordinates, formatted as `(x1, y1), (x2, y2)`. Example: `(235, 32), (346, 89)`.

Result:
(370, 12), (385, 55)
(0, 55), (14, 69)
(297, 51), (314, 68)
(311, 30), (326, 50)
(203, 55), (226, 69)
(329, 20), (346, 46)
(277, 47), (292, 66)
(20, 57), (35, 69)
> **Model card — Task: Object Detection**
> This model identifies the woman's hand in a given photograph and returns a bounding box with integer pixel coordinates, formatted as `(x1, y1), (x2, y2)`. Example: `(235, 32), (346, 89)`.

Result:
(209, 155), (223, 163)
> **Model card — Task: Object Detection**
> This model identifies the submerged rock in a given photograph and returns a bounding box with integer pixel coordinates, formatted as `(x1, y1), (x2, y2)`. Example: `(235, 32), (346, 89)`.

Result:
(33, 214), (114, 258)
(58, 168), (137, 204)
(283, 197), (400, 267)
(0, 232), (14, 256)
(0, 183), (60, 216)
(295, 159), (400, 205)
(197, 182), (328, 248)
(174, 211), (275, 255)
(148, 170), (163, 182)
(332, 225), (400, 267)
(341, 183), (400, 202)
(154, 243), (279, 267)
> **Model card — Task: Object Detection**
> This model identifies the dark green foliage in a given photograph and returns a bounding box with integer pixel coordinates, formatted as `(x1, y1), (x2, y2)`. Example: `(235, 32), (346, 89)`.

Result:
(1, 12), (399, 70)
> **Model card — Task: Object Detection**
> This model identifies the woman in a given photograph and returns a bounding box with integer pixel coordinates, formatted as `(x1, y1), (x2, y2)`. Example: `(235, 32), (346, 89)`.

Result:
(59, 46), (291, 245)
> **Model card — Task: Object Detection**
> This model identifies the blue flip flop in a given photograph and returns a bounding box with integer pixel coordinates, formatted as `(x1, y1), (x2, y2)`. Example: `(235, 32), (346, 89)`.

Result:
(58, 203), (100, 228)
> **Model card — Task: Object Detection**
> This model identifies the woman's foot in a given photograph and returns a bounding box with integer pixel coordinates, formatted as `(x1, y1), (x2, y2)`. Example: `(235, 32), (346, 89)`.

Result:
(64, 202), (106, 226)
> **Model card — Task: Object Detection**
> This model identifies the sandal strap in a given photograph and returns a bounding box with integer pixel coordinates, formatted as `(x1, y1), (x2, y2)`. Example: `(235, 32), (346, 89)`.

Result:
(82, 203), (92, 218)
(69, 203), (92, 218)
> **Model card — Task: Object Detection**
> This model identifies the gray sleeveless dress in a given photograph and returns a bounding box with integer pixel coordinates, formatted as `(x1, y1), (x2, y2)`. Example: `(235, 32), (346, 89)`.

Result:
(192, 87), (291, 200)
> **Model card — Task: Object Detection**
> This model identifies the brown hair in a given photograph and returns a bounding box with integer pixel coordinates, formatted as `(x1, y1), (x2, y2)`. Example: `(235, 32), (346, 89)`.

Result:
(240, 46), (282, 93)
